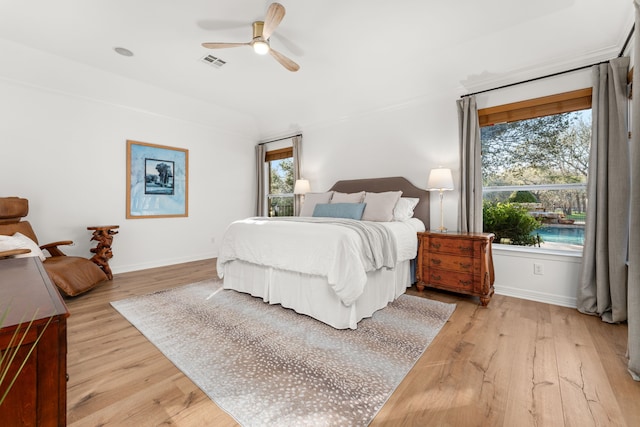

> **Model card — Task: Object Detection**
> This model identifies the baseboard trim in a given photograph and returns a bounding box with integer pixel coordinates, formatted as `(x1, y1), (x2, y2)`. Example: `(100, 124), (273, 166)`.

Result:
(112, 254), (216, 275)
(495, 285), (577, 308)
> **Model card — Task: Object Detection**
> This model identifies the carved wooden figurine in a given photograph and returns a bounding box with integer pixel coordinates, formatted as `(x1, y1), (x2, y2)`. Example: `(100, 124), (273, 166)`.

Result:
(87, 225), (119, 279)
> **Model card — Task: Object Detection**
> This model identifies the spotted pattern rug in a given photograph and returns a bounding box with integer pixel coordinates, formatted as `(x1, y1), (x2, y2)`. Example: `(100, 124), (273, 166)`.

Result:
(111, 279), (456, 426)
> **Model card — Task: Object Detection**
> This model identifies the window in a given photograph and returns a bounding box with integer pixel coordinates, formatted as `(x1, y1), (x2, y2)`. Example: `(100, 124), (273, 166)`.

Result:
(479, 89), (592, 250)
(265, 147), (294, 217)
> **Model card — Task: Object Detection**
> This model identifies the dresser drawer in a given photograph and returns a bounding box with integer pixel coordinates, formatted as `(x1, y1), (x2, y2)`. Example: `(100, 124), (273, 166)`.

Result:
(426, 268), (475, 292)
(426, 253), (478, 274)
(427, 237), (474, 255)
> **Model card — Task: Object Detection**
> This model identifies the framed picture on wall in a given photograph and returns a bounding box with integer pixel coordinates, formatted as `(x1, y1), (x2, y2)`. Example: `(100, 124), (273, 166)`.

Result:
(126, 140), (189, 219)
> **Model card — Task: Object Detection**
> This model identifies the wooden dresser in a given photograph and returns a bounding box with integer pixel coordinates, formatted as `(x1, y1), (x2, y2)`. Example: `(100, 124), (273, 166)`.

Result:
(417, 231), (495, 306)
(0, 257), (69, 427)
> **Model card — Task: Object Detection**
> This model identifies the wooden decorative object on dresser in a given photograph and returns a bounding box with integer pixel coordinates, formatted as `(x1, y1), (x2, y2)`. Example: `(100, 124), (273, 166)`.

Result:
(416, 231), (495, 306)
(0, 257), (69, 427)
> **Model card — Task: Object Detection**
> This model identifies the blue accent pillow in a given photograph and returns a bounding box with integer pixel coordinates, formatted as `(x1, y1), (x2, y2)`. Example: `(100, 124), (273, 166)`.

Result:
(312, 203), (366, 220)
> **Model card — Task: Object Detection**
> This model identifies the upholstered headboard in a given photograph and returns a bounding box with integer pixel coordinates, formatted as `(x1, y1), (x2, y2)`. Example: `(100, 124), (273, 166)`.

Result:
(329, 176), (430, 228)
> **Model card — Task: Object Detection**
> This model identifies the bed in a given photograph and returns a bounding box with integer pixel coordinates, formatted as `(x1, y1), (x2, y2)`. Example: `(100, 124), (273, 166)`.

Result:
(216, 177), (430, 329)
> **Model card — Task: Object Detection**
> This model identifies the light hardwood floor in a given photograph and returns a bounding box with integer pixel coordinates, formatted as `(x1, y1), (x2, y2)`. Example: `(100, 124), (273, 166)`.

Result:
(65, 259), (640, 426)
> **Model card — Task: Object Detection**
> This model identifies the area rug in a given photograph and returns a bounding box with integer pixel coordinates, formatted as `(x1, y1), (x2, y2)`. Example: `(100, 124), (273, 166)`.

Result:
(111, 279), (456, 426)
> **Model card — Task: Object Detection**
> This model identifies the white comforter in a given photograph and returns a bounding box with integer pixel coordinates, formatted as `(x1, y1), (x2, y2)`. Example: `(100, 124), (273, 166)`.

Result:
(217, 217), (424, 306)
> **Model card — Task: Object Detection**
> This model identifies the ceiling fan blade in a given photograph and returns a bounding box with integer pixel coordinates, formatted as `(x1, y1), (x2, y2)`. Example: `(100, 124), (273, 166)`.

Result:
(262, 3), (285, 39)
(201, 42), (250, 49)
(269, 48), (300, 72)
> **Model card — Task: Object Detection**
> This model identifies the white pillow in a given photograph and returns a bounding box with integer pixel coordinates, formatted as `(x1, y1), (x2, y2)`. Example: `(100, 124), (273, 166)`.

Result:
(330, 191), (365, 203)
(299, 192), (334, 216)
(361, 191), (403, 222)
(0, 232), (46, 261)
(393, 197), (420, 221)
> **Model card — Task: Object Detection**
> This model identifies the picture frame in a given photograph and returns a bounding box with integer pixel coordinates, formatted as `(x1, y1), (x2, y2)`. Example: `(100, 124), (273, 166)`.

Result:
(126, 140), (189, 219)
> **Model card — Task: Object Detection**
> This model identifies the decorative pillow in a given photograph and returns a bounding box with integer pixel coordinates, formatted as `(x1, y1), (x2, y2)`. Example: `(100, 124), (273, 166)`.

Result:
(299, 192), (333, 216)
(361, 191), (403, 222)
(330, 191), (365, 203)
(0, 232), (46, 261)
(312, 203), (366, 220)
(393, 197), (420, 221)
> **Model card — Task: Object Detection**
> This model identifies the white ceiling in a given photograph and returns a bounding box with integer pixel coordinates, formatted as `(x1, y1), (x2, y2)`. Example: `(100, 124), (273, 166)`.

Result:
(0, 0), (633, 137)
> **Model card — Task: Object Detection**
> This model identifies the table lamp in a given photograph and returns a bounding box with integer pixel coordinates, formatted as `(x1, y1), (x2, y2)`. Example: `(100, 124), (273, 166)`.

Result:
(293, 179), (310, 201)
(427, 168), (454, 232)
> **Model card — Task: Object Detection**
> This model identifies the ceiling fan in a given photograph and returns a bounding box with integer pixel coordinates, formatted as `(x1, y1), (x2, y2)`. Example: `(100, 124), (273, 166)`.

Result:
(201, 2), (300, 72)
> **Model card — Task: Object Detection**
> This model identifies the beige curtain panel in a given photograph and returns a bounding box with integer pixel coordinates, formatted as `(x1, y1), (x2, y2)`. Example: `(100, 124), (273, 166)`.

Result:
(457, 95), (483, 233)
(577, 56), (631, 323)
(255, 144), (266, 216)
(627, 0), (640, 381)
(292, 135), (302, 216)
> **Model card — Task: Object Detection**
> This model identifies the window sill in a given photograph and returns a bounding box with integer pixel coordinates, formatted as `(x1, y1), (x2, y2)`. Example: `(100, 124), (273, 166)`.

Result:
(492, 243), (582, 260)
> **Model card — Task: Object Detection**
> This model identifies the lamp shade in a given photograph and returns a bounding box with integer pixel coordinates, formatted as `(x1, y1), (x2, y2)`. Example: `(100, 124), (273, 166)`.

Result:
(427, 168), (454, 191)
(293, 179), (311, 195)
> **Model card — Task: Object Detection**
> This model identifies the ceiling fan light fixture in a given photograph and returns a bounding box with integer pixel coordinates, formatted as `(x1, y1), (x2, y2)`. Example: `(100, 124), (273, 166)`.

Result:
(253, 40), (270, 55)
(201, 3), (299, 71)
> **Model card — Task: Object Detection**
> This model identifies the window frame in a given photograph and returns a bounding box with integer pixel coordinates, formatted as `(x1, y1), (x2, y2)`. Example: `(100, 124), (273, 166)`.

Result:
(264, 146), (294, 217)
(478, 88), (592, 126)
(479, 88), (593, 251)
(264, 147), (293, 162)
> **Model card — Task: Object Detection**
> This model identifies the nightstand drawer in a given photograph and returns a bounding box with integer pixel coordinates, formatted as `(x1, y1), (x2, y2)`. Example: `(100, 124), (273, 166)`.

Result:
(427, 269), (474, 291)
(426, 254), (478, 274)
(427, 238), (474, 255)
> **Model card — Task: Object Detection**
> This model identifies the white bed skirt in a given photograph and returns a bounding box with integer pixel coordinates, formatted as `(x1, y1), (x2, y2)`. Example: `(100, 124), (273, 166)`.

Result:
(221, 260), (412, 329)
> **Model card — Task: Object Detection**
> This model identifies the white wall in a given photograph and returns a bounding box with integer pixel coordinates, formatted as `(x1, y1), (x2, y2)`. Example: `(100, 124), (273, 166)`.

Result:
(301, 90), (460, 232)
(0, 40), (258, 274)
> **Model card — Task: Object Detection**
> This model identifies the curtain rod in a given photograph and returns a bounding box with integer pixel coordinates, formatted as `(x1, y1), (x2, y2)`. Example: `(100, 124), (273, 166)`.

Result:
(460, 22), (635, 99)
(619, 23), (635, 57)
(258, 133), (302, 146)
(460, 60), (609, 98)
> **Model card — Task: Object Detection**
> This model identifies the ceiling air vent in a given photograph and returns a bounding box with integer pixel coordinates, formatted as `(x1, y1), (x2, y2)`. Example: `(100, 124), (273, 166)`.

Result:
(200, 54), (227, 69)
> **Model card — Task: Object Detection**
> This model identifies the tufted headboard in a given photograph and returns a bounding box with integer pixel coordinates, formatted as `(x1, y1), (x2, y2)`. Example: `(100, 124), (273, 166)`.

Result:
(329, 176), (430, 228)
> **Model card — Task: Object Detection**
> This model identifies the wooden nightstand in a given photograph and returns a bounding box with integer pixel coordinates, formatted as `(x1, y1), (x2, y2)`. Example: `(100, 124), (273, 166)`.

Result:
(417, 231), (495, 306)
